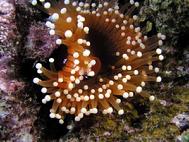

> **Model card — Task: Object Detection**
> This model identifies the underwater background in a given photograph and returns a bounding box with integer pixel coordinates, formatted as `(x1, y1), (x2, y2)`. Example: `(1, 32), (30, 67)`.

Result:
(0, 0), (189, 142)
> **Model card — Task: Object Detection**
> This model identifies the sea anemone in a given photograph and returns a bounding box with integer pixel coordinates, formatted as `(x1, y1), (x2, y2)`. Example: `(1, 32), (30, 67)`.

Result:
(32, 0), (165, 124)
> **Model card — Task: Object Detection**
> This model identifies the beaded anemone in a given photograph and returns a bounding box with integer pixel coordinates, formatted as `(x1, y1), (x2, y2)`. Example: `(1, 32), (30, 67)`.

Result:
(32, 0), (165, 124)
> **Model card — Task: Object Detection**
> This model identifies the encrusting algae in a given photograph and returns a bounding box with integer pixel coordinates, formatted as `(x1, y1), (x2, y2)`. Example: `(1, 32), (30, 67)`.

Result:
(32, 0), (165, 124)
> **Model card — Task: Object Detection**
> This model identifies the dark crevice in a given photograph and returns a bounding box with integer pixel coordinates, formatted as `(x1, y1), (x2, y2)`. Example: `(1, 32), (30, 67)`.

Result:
(49, 45), (68, 71)
(36, 102), (69, 140)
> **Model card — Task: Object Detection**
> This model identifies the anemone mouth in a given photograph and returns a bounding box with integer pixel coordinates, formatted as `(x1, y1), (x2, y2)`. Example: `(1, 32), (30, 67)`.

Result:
(87, 27), (118, 76)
